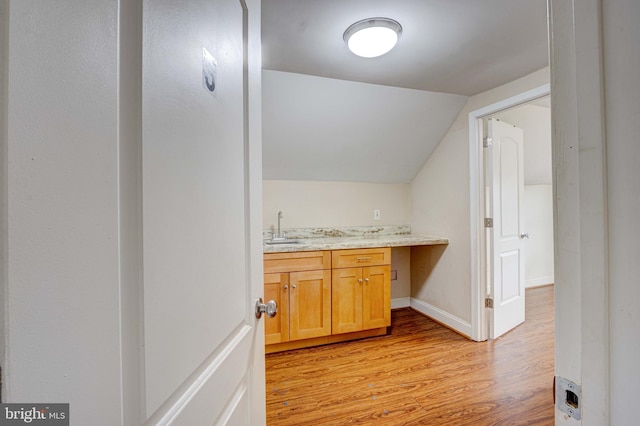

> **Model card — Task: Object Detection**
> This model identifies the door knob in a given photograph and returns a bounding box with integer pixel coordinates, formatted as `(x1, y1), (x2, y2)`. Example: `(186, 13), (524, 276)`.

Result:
(255, 298), (278, 319)
(520, 232), (530, 239)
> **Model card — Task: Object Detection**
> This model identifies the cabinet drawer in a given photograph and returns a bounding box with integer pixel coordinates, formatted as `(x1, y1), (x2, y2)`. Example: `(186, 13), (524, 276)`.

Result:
(264, 251), (331, 273)
(331, 247), (391, 268)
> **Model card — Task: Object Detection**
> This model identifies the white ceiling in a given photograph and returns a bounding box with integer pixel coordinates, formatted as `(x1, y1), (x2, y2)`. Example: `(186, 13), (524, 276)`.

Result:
(261, 1), (549, 183)
(262, 0), (549, 96)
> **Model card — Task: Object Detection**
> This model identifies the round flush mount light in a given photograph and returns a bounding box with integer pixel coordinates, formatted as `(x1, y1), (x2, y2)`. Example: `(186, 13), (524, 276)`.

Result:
(343, 17), (402, 58)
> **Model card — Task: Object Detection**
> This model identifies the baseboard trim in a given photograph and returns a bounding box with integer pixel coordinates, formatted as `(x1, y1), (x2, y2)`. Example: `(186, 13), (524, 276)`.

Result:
(410, 298), (472, 338)
(391, 297), (411, 309)
(526, 276), (554, 288)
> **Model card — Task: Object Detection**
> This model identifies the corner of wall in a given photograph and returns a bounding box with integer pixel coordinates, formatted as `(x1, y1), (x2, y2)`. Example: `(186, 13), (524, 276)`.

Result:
(0, 0), (9, 402)
(408, 67), (551, 334)
(118, 0), (145, 422)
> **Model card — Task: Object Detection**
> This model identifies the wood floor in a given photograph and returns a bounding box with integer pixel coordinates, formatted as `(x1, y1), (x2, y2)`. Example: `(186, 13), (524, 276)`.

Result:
(266, 285), (554, 425)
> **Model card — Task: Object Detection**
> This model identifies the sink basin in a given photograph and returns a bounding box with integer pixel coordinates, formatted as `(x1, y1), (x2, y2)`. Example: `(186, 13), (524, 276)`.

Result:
(264, 239), (301, 245)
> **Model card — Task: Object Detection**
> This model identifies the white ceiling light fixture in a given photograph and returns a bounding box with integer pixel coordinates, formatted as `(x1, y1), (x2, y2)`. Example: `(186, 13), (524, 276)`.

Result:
(343, 17), (403, 58)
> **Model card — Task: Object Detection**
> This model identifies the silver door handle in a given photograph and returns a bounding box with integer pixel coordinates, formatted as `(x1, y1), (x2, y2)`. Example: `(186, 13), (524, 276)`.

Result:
(520, 232), (530, 239)
(255, 298), (278, 319)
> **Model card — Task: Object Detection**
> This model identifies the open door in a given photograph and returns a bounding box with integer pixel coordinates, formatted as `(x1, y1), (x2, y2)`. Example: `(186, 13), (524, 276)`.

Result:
(486, 118), (526, 339)
(141, 0), (265, 423)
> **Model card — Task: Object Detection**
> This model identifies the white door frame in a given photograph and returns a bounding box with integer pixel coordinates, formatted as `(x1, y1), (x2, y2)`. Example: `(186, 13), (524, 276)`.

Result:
(468, 83), (550, 341)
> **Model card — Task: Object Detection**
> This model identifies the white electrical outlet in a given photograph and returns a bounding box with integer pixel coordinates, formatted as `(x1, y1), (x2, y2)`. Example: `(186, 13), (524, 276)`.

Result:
(374, 209), (381, 220)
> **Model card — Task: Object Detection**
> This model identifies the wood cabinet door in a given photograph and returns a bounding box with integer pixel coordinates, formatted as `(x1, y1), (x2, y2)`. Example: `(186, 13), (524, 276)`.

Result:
(363, 266), (391, 330)
(289, 270), (332, 340)
(332, 267), (364, 334)
(264, 273), (289, 345)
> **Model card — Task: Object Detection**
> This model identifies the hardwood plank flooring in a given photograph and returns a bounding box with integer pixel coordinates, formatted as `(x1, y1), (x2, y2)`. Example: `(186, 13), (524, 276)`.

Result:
(266, 286), (554, 425)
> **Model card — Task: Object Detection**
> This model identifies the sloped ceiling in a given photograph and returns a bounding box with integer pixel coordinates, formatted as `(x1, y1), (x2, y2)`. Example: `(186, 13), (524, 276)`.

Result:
(261, 0), (549, 183)
(262, 70), (468, 183)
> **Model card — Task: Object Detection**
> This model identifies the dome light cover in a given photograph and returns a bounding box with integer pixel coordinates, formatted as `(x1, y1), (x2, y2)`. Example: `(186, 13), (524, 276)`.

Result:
(343, 18), (402, 58)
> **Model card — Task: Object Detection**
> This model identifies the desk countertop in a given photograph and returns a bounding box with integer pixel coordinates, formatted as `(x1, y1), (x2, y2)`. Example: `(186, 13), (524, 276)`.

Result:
(263, 233), (448, 254)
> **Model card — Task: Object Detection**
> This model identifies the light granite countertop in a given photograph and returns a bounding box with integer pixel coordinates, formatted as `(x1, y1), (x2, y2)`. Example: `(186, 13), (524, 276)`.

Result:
(262, 225), (448, 253)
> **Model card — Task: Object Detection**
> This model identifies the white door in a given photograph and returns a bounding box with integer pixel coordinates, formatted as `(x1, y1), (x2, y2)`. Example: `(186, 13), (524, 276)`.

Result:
(142, 0), (264, 423)
(487, 118), (526, 339)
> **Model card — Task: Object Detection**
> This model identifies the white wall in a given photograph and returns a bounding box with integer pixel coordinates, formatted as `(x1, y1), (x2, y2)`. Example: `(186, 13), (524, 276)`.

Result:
(0, 0), (8, 386)
(523, 185), (554, 287)
(390, 247), (411, 307)
(550, 0), (640, 423)
(263, 180), (412, 302)
(263, 180), (411, 229)
(410, 67), (550, 327)
(2, 1), (265, 423)
(262, 70), (467, 183)
(4, 1), (123, 422)
(117, 1), (144, 422)
(494, 103), (552, 185)
(602, 0), (640, 423)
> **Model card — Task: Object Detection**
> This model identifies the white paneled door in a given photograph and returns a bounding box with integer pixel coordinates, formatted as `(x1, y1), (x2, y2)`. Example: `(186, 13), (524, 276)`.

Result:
(142, 0), (264, 423)
(487, 119), (526, 339)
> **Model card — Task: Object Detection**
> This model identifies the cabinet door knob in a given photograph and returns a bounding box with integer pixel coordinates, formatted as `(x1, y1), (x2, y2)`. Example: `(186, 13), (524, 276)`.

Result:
(283, 285), (288, 290)
(358, 278), (363, 283)
(365, 278), (369, 283)
(292, 284), (297, 289)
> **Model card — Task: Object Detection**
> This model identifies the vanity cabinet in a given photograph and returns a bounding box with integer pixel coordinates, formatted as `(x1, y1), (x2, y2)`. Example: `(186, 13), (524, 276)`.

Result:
(263, 251), (331, 346)
(264, 247), (391, 353)
(331, 248), (391, 334)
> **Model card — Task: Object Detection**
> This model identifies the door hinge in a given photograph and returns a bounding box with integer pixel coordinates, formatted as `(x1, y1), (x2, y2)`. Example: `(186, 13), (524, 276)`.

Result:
(483, 137), (493, 148)
(484, 218), (494, 228)
(485, 298), (494, 308)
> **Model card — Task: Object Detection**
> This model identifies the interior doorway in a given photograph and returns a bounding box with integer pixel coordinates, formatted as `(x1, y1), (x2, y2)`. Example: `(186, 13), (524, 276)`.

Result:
(468, 84), (551, 341)
(484, 117), (527, 338)
(493, 98), (554, 289)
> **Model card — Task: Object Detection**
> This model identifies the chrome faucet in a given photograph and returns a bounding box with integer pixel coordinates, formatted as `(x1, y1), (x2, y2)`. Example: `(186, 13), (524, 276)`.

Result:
(274, 211), (285, 240)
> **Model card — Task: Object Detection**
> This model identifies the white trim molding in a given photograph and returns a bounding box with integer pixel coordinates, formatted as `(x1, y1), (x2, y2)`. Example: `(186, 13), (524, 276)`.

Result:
(549, 0), (611, 423)
(468, 84), (550, 342)
(391, 297), (411, 309)
(410, 298), (472, 338)
(525, 277), (554, 289)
